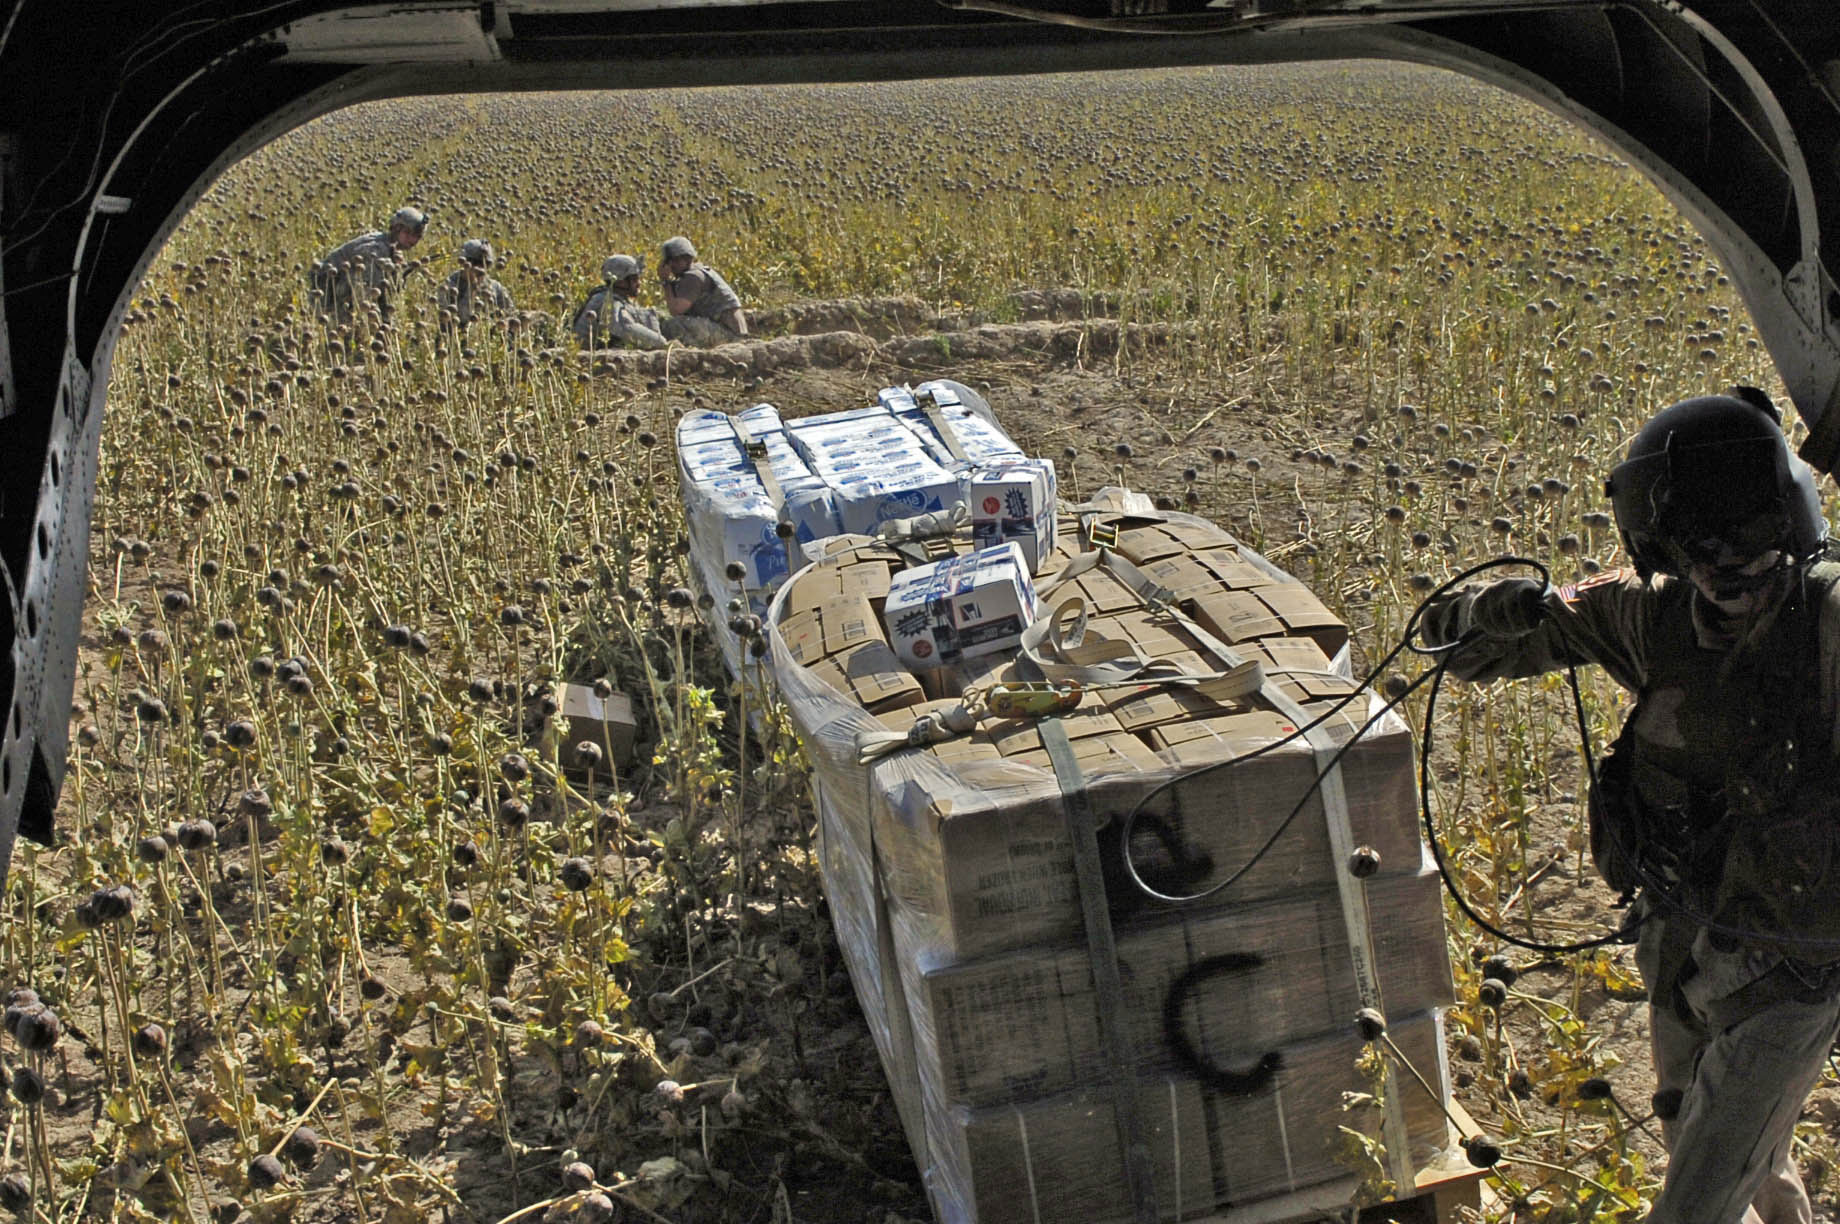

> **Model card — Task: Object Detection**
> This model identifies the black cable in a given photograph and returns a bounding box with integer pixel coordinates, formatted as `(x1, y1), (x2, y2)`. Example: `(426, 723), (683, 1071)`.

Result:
(1417, 610), (1634, 954)
(1119, 555), (1540, 907)
(1119, 554), (1642, 955)
(1117, 630), (1419, 905)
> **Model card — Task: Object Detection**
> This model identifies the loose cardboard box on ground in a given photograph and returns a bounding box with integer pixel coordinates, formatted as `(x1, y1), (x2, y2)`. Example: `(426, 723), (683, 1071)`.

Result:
(556, 683), (637, 768)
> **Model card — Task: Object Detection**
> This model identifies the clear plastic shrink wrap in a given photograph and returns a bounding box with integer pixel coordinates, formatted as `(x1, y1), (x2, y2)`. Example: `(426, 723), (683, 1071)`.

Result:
(763, 502), (1456, 1224)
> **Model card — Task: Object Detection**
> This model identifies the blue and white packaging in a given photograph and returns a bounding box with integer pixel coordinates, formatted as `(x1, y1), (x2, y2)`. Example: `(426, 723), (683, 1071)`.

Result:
(787, 408), (967, 534)
(828, 468), (966, 534)
(969, 459), (1058, 573)
(677, 410), (805, 591)
(682, 485), (789, 590)
(901, 382), (1027, 468)
(782, 479), (842, 542)
(881, 542), (1039, 670)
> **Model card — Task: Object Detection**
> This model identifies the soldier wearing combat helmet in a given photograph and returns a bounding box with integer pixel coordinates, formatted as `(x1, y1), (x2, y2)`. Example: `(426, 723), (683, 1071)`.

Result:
(656, 235), (747, 346)
(438, 239), (514, 331)
(1421, 386), (1840, 1224)
(308, 206), (427, 325)
(571, 254), (667, 350)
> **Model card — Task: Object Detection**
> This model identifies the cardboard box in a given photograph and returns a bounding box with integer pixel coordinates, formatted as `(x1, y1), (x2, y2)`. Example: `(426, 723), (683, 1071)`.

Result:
(1139, 554), (1221, 597)
(779, 505), (1452, 1224)
(1105, 682), (1263, 733)
(1111, 519), (1240, 564)
(813, 784), (933, 1177)
(806, 641), (925, 714)
(883, 543), (1039, 669)
(557, 683), (638, 768)
(785, 557), (896, 607)
(928, 1012), (1450, 1224)
(1256, 583), (1351, 657)
(1187, 587), (1288, 643)
(969, 460), (1057, 574)
(775, 595), (881, 665)
(903, 869), (1452, 1106)
(930, 1078), (1211, 1224)
(867, 703), (1425, 961)
(1003, 732), (1166, 777)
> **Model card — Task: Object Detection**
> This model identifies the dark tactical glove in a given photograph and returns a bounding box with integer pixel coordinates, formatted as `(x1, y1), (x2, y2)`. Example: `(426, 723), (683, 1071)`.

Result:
(1468, 577), (1549, 639)
(1418, 592), (1469, 648)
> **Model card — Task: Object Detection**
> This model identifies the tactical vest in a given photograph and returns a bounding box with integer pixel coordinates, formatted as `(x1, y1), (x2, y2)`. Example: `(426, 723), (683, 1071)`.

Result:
(680, 263), (742, 319)
(1594, 558), (1840, 961)
(570, 288), (610, 343)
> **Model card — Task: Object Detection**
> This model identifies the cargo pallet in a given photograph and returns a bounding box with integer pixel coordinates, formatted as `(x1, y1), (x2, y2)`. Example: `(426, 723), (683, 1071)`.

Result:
(1195, 1107), (1491, 1224)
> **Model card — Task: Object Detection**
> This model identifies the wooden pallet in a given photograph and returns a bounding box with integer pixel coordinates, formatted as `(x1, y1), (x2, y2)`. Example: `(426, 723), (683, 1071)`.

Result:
(1187, 1104), (1492, 1224)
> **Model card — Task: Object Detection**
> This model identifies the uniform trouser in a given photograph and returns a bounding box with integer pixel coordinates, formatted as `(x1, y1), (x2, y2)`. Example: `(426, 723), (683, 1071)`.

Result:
(1637, 912), (1840, 1224)
(660, 314), (741, 347)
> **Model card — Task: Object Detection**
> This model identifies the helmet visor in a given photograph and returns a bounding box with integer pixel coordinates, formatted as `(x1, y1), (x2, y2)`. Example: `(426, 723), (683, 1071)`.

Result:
(1646, 434), (1790, 558)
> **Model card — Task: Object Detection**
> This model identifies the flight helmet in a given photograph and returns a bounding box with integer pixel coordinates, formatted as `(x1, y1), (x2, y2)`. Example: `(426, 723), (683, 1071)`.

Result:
(1605, 386), (1827, 579)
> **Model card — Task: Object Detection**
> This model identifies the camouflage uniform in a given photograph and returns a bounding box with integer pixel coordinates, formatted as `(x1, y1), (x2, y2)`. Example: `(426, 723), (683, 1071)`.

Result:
(571, 287), (667, 350)
(661, 262), (746, 345)
(440, 269), (514, 329)
(309, 232), (404, 323)
(1427, 568), (1840, 1224)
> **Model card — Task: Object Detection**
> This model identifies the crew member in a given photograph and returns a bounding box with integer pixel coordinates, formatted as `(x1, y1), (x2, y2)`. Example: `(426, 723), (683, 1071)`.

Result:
(439, 239), (515, 330)
(571, 254), (667, 350)
(1422, 387), (1840, 1224)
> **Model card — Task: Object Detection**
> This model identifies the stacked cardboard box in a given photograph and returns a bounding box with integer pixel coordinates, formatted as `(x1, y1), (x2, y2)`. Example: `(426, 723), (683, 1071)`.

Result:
(767, 505), (1455, 1224)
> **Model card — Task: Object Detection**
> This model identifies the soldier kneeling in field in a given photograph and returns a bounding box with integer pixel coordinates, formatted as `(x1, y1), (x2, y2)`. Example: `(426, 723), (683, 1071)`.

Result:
(571, 254), (667, 350)
(308, 206), (427, 325)
(656, 235), (747, 346)
(439, 239), (515, 331)
(1422, 386), (1840, 1224)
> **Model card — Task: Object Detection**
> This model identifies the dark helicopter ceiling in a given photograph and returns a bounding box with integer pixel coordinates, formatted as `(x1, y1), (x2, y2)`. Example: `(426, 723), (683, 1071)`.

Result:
(0, 0), (1837, 874)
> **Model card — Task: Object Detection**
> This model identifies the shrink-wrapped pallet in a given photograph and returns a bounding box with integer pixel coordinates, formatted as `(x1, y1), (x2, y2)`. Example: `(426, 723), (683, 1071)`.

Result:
(766, 502), (1456, 1223)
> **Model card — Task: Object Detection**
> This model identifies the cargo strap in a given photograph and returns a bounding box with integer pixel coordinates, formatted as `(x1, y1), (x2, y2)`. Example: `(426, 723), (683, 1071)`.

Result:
(727, 416), (786, 513)
(1020, 653), (1160, 1224)
(1061, 538), (1415, 1191)
(1028, 549), (1266, 701)
(919, 397), (972, 464)
(875, 503), (968, 569)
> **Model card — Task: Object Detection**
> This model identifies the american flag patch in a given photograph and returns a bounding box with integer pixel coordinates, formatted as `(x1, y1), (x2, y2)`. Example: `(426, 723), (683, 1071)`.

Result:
(1559, 567), (1635, 603)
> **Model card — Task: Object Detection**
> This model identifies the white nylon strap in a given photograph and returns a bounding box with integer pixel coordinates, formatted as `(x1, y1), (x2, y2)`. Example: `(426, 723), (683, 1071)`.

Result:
(1258, 677), (1414, 1192)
